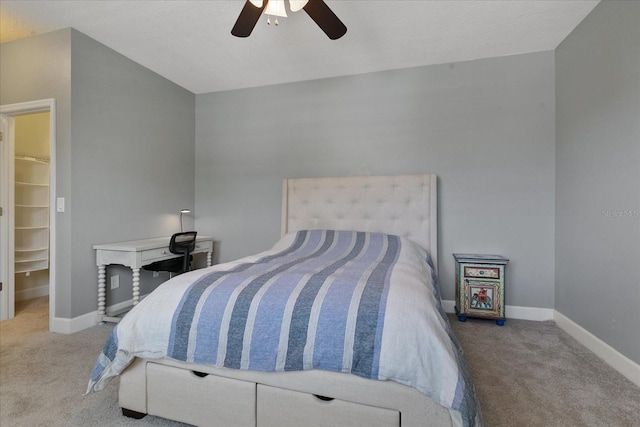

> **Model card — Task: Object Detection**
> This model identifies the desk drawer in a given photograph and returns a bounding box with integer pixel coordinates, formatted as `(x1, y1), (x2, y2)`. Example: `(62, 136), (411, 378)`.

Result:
(141, 242), (211, 262)
(141, 247), (172, 262)
(193, 240), (213, 253)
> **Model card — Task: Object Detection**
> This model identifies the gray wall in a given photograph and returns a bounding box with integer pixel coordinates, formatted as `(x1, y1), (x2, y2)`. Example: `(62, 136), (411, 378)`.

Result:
(1, 29), (73, 318)
(195, 51), (556, 307)
(556, 0), (640, 364)
(1, 29), (196, 319)
(68, 30), (196, 317)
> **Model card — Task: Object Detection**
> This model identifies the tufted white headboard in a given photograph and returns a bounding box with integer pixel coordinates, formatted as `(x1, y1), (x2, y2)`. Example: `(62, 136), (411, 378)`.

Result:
(281, 174), (438, 272)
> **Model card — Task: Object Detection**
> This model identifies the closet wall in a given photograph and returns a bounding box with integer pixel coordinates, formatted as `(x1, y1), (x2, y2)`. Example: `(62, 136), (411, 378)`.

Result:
(14, 112), (50, 301)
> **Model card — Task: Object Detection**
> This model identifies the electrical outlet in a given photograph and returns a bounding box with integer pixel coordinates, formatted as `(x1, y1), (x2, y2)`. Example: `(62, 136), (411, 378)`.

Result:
(110, 275), (120, 290)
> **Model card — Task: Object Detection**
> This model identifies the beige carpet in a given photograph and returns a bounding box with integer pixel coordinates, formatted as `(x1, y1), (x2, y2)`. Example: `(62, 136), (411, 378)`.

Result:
(450, 316), (640, 426)
(0, 297), (638, 426)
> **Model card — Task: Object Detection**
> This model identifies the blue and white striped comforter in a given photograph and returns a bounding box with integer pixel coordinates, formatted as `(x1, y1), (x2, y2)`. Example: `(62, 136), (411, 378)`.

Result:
(87, 230), (481, 427)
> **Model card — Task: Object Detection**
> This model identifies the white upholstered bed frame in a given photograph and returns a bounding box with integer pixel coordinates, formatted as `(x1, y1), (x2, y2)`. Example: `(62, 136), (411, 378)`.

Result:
(118, 174), (453, 427)
(281, 174), (438, 273)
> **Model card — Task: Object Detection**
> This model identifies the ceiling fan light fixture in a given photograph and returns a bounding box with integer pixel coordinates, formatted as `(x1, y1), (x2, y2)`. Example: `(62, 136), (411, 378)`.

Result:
(248, 0), (309, 18)
(232, 0), (346, 40)
(264, 0), (288, 18)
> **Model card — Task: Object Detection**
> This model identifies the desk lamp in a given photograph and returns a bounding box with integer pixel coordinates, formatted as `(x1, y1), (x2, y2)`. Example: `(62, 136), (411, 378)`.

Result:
(180, 209), (191, 232)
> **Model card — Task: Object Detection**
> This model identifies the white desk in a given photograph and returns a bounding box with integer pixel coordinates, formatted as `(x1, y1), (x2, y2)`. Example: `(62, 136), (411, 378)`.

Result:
(94, 236), (214, 323)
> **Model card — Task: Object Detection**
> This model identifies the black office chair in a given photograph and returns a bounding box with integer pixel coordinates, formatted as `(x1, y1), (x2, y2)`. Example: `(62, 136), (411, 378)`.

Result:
(143, 231), (197, 276)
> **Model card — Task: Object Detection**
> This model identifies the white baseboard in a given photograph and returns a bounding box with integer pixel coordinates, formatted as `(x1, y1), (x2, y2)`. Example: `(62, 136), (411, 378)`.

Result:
(15, 285), (49, 302)
(52, 310), (97, 334)
(51, 294), (149, 334)
(441, 300), (555, 321)
(554, 310), (640, 388)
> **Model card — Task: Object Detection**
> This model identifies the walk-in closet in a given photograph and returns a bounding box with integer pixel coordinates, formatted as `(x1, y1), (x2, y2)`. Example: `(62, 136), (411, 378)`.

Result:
(13, 112), (50, 312)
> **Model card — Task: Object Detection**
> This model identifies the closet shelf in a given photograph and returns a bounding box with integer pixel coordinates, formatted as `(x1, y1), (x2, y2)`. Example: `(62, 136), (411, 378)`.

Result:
(15, 265), (49, 274)
(15, 154), (49, 164)
(16, 257), (48, 264)
(15, 246), (49, 252)
(15, 181), (49, 187)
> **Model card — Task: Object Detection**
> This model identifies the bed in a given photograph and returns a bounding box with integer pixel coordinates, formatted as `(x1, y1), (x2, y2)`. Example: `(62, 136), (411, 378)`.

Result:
(87, 174), (482, 427)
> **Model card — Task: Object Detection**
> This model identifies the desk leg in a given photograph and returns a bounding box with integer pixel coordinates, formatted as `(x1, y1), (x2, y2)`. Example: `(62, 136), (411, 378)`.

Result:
(98, 264), (106, 321)
(206, 251), (212, 267)
(132, 268), (141, 305)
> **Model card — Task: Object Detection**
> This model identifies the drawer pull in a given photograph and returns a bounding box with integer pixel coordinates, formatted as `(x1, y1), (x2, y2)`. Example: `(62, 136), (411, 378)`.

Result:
(313, 394), (334, 402)
(161, 250), (167, 254)
(192, 371), (209, 378)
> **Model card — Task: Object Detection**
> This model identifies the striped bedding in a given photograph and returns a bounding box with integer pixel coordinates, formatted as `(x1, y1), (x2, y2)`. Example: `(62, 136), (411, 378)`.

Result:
(87, 230), (481, 427)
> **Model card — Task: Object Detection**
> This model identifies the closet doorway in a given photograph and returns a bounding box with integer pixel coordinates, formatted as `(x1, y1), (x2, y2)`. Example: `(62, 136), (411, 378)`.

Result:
(0, 99), (56, 331)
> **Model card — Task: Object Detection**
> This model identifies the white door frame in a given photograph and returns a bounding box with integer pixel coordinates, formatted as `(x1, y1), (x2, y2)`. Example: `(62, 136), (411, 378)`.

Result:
(0, 99), (56, 331)
(0, 115), (14, 320)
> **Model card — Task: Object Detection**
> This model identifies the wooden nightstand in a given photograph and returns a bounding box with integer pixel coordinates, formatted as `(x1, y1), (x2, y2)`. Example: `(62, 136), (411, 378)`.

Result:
(454, 254), (509, 326)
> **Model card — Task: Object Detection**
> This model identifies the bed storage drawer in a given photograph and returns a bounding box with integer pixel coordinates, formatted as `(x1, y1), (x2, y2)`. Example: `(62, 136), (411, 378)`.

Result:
(257, 384), (399, 427)
(146, 362), (256, 427)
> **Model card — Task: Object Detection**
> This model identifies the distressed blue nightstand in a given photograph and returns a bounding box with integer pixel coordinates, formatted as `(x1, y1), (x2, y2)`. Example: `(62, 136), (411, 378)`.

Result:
(454, 254), (509, 326)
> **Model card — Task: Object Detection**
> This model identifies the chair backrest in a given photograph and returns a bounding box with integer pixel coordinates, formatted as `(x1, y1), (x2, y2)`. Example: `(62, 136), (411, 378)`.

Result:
(170, 231), (197, 273)
(170, 231), (197, 255)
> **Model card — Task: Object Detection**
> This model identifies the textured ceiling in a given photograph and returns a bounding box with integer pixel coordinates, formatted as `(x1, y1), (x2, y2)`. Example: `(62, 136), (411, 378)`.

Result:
(0, 0), (599, 94)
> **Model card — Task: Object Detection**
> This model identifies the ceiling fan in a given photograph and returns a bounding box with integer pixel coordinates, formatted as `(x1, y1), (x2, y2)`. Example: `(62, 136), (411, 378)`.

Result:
(231, 0), (347, 40)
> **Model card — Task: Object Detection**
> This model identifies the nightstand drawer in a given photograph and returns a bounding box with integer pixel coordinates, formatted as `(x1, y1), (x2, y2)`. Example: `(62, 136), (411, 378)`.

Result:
(464, 265), (501, 279)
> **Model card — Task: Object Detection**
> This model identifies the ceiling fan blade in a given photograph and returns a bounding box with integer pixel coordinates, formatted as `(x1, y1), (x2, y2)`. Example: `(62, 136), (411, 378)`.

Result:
(231, 0), (268, 38)
(303, 0), (347, 40)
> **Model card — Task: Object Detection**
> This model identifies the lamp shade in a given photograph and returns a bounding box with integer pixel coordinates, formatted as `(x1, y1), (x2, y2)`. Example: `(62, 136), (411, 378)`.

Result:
(179, 209), (191, 232)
